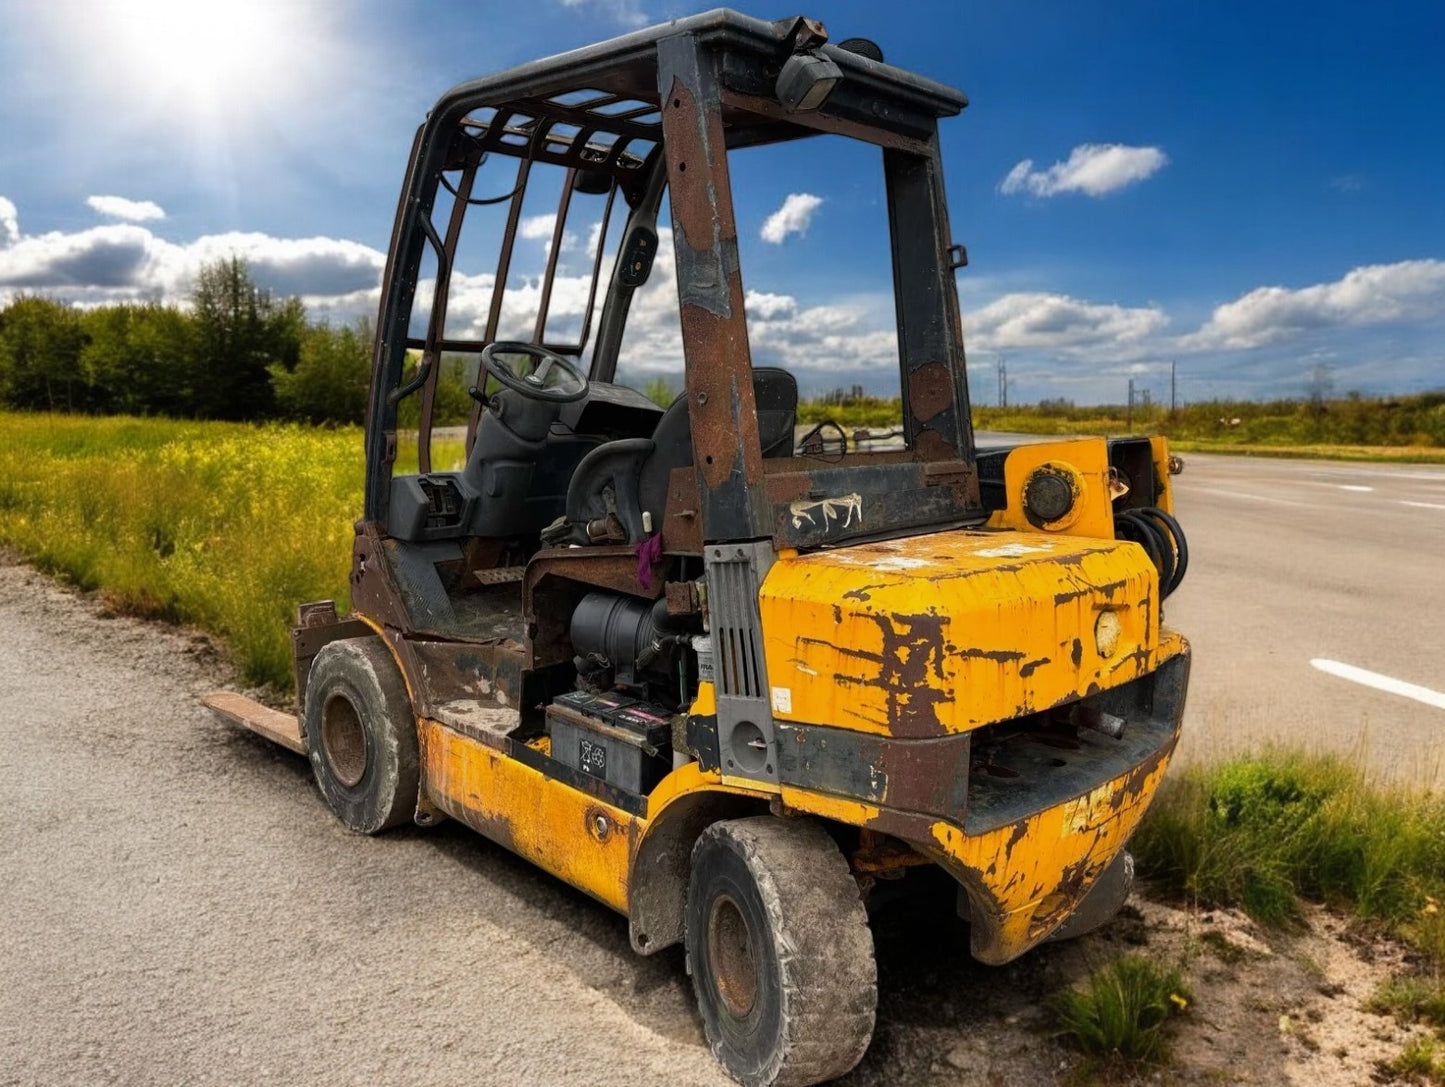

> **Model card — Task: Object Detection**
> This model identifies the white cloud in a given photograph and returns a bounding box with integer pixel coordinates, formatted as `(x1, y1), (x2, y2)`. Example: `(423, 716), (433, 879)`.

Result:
(519, 214), (556, 240)
(86, 194), (166, 222)
(760, 192), (823, 245)
(519, 213), (578, 258)
(0, 196), (17, 247)
(965, 291), (1169, 354)
(0, 203), (385, 309)
(999, 144), (1168, 198)
(557, 0), (648, 27)
(1184, 260), (1445, 349)
(744, 291), (796, 320)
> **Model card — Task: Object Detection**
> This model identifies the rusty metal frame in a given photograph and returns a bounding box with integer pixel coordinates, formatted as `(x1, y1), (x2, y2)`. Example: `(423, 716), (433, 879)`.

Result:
(364, 10), (970, 528)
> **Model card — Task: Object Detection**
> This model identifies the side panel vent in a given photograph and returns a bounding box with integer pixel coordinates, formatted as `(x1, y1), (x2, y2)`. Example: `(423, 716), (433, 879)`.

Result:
(704, 541), (778, 785)
(710, 555), (765, 700)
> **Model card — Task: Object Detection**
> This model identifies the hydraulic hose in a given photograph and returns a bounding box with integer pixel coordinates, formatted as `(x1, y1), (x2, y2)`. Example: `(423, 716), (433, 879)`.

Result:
(1115, 506), (1189, 599)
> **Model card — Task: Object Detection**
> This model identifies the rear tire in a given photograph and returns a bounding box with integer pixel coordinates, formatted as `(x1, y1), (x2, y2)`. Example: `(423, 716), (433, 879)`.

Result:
(303, 636), (419, 834)
(685, 817), (876, 1087)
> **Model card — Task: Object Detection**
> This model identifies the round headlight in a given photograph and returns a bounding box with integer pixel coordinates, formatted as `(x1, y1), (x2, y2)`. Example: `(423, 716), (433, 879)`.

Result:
(1094, 610), (1122, 658)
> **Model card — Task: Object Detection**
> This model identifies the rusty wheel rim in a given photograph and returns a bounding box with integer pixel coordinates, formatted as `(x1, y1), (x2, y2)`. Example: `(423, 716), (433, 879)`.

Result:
(708, 894), (758, 1018)
(320, 694), (368, 788)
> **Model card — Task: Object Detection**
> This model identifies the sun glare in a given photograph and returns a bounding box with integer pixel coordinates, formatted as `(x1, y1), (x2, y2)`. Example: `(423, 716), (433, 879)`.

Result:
(75, 0), (314, 113)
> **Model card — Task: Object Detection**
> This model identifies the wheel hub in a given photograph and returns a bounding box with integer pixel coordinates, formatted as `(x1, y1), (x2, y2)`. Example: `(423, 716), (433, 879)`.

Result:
(320, 694), (367, 787)
(708, 894), (758, 1018)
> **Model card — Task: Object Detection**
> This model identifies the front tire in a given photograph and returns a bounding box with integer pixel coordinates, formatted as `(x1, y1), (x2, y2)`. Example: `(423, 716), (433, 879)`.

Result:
(685, 817), (877, 1087)
(303, 636), (419, 834)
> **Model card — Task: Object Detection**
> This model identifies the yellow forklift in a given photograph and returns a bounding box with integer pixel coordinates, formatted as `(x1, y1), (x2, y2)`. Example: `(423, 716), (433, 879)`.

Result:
(205, 11), (1190, 1085)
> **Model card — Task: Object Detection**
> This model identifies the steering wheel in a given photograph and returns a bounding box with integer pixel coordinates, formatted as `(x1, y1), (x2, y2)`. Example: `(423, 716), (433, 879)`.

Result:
(480, 341), (589, 404)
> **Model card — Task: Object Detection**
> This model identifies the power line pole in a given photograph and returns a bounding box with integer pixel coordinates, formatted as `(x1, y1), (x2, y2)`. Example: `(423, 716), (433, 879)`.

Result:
(1170, 360), (1177, 414)
(1127, 378), (1135, 430)
(997, 357), (1008, 409)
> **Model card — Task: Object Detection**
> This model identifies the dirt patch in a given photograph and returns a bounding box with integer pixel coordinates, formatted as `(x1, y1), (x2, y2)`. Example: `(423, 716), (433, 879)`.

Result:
(0, 550), (1427, 1085)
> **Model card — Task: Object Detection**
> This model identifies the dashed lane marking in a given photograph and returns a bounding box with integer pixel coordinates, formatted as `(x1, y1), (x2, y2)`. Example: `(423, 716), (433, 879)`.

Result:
(1310, 659), (1445, 711)
(1401, 500), (1445, 510)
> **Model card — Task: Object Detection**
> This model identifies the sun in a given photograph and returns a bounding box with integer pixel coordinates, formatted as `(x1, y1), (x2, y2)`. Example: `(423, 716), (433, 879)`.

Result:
(64, 0), (317, 117)
(109, 0), (278, 99)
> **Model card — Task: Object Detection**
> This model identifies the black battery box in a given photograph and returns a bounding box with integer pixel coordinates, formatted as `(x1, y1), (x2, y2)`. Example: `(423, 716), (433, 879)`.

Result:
(547, 690), (673, 796)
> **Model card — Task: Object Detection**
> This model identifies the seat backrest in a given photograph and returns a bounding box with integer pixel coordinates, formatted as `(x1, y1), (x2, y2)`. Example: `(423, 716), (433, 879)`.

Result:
(637, 368), (796, 523)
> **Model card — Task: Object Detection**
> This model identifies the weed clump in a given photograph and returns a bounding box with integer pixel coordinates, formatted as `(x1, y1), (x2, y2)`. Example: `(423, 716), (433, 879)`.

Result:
(1369, 972), (1445, 1029)
(1386, 1035), (1445, 1083)
(1052, 954), (1191, 1066)
(1132, 750), (1445, 947)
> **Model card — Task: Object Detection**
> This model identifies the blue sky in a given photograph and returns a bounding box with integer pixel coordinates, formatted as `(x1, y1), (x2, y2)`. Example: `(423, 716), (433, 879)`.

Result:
(1, 0), (1442, 404)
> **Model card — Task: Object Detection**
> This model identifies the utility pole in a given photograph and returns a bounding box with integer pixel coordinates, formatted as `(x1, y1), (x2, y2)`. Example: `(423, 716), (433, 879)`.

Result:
(997, 357), (1008, 409)
(1127, 378), (1135, 430)
(1170, 361), (1177, 415)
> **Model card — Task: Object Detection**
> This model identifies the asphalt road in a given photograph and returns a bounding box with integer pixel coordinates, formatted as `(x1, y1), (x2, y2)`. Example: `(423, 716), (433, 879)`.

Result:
(1166, 454), (1445, 786)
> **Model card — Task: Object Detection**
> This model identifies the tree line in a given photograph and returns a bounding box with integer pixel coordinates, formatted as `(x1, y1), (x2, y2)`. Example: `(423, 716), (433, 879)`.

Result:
(0, 257), (422, 425)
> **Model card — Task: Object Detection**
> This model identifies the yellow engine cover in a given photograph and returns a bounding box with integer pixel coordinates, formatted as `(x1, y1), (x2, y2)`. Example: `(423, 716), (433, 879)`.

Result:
(759, 529), (1162, 737)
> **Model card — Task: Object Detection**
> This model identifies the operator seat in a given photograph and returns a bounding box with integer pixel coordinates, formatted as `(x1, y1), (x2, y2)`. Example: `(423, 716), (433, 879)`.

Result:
(556, 367), (797, 545)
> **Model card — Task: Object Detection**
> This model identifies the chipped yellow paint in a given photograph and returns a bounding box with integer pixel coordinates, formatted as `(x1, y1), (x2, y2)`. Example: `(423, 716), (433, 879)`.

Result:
(688, 680), (716, 718)
(644, 758), (770, 818)
(418, 718), (636, 912)
(760, 529), (1161, 737)
(777, 786), (882, 827)
(985, 438), (1116, 539)
(1149, 435), (1176, 514)
(927, 735), (1177, 963)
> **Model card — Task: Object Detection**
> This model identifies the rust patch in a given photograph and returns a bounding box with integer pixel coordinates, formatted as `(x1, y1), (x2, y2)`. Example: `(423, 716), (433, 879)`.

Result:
(907, 360), (955, 422)
(913, 426), (956, 461)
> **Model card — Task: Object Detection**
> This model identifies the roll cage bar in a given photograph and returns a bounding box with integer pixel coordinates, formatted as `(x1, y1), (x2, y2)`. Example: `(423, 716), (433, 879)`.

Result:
(366, 8), (981, 547)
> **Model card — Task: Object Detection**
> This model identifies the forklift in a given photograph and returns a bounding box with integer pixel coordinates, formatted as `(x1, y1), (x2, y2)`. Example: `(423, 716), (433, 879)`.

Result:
(205, 11), (1190, 1085)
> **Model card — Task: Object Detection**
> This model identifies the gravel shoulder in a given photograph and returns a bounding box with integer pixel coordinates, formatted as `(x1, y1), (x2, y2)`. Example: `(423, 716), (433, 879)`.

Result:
(0, 552), (1428, 1085)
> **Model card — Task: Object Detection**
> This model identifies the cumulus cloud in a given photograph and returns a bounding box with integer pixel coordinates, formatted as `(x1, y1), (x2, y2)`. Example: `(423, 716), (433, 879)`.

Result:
(0, 196), (18, 247)
(1184, 260), (1445, 349)
(86, 195), (166, 222)
(965, 291), (1169, 354)
(760, 193), (823, 245)
(999, 144), (1168, 198)
(0, 202), (384, 309)
(519, 214), (557, 240)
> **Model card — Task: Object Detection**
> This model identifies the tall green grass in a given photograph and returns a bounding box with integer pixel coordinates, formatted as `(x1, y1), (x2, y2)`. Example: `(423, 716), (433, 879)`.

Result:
(1133, 749), (1445, 960)
(0, 413), (364, 688)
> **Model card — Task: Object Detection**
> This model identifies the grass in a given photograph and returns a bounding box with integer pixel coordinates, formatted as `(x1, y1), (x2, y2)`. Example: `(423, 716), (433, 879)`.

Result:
(1387, 1036), (1445, 1083)
(1133, 751), (1445, 944)
(0, 412), (366, 689)
(790, 391), (1445, 461)
(1369, 973), (1445, 1029)
(1052, 954), (1191, 1066)
(1167, 439), (1445, 464)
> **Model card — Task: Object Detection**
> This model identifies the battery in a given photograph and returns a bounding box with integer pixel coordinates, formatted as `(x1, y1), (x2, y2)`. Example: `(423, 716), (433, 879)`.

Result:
(547, 690), (673, 795)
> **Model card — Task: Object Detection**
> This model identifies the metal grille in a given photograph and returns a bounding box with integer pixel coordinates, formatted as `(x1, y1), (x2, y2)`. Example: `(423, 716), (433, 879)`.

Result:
(709, 556), (765, 700)
(704, 541), (778, 785)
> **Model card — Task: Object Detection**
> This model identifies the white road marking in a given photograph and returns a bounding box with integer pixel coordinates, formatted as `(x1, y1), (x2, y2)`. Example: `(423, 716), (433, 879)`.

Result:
(1401, 500), (1445, 510)
(1310, 659), (1445, 711)
(1337, 484), (1374, 492)
(1193, 486), (1316, 508)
